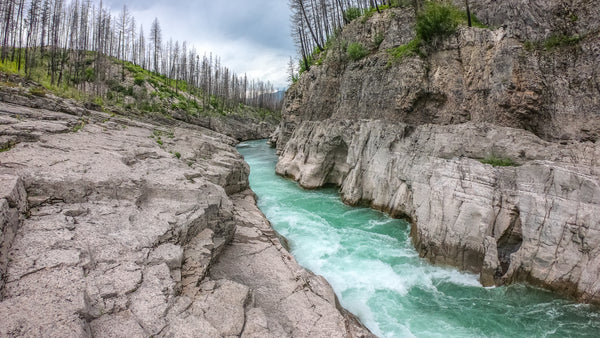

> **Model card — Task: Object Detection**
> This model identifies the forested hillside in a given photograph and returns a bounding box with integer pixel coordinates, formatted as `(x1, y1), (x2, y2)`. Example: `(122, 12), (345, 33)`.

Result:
(0, 0), (282, 118)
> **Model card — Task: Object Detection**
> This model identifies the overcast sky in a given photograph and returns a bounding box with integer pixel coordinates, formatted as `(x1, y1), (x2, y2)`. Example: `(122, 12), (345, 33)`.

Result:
(103, 0), (295, 89)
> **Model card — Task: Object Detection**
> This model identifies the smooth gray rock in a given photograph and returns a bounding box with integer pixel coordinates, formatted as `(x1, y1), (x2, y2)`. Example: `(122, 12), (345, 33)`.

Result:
(211, 190), (374, 338)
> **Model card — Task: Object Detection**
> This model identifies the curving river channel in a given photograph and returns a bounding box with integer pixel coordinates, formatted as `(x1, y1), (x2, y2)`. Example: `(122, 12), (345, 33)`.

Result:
(237, 140), (600, 337)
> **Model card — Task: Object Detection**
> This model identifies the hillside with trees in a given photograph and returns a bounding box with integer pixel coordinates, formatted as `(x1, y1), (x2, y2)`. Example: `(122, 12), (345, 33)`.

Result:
(0, 0), (282, 128)
(288, 0), (476, 75)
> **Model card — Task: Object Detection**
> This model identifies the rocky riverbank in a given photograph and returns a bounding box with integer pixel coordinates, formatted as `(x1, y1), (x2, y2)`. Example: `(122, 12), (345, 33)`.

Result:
(0, 100), (372, 337)
(274, 3), (600, 304)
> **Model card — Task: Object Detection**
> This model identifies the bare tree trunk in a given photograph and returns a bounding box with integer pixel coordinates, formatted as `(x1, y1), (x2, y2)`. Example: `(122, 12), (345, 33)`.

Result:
(16, 0), (25, 71)
(2, 0), (15, 62)
(298, 0), (324, 52)
(465, 0), (472, 27)
(298, 28), (310, 72)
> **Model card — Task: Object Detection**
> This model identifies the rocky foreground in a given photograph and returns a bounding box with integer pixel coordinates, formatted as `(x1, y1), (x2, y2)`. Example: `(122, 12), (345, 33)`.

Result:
(0, 100), (372, 337)
(274, 2), (600, 304)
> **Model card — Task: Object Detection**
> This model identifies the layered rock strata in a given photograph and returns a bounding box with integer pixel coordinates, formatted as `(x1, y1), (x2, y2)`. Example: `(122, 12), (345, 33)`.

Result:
(275, 6), (600, 304)
(0, 101), (371, 337)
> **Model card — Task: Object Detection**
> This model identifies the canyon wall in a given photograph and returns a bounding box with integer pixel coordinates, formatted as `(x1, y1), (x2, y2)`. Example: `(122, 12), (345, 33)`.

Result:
(275, 5), (600, 303)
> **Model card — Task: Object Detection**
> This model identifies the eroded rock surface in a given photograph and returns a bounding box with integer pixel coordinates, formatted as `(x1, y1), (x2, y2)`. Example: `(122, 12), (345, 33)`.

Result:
(0, 101), (371, 337)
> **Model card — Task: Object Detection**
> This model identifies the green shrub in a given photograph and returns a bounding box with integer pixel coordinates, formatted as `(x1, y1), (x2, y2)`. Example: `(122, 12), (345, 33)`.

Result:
(134, 74), (145, 86)
(480, 155), (518, 167)
(523, 40), (536, 52)
(72, 120), (85, 132)
(390, 0), (411, 7)
(522, 33), (582, 52)
(85, 67), (96, 82)
(347, 42), (368, 60)
(174, 152), (181, 159)
(373, 32), (385, 48)
(416, 1), (459, 43)
(93, 96), (104, 107)
(0, 141), (15, 152)
(344, 7), (362, 22)
(388, 38), (423, 61)
(543, 34), (582, 50)
(29, 87), (47, 97)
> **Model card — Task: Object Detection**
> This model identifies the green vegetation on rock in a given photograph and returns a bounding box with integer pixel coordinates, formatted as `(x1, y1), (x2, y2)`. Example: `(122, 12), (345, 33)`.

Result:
(523, 33), (583, 52)
(0, 141), (15, 153)
(388, 38), (423, 62)
(72, 120), (86, 133)
(417, 1), (486, 44)
(544, 34), (582, 50)
(344, 7), (362, 22)
(480, 155), (519, 167)
(387, 1), (488, 64)
(416, 1), (460, 43)
(347, 42), (369, 61)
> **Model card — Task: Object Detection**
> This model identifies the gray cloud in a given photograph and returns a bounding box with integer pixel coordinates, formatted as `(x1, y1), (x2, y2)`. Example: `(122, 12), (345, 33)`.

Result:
(103, 0), (295, 89)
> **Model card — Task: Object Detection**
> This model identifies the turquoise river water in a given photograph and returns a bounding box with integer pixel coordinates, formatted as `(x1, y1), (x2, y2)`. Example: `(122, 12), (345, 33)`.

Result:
(237, 140), (600, 337)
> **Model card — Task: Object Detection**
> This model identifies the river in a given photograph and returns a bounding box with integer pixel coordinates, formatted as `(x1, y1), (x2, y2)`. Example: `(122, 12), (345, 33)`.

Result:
(237, 139), (600, 337)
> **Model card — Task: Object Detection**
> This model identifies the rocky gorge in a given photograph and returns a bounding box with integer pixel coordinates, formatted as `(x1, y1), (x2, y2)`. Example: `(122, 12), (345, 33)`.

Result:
(0, 88), (372, 336)
(274, 1), (600, 304)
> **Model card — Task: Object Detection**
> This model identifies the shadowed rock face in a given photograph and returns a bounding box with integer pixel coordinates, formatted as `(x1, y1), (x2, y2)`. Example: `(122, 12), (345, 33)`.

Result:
(274, 5), (600, 304)
(0, 101), (372, 337)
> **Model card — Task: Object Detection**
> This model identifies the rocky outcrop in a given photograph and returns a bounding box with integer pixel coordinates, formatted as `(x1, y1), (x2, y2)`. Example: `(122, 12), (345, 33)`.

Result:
(0, 101), (371, 337)
(275, 5), (600, 304)
(172, 111), (278, 142)
(451, 0), (600, 40)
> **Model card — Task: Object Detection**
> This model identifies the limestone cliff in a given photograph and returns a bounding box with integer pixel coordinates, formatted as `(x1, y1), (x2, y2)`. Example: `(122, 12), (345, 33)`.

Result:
(275, 3), (600, 304)
(0, 99), (372, 337)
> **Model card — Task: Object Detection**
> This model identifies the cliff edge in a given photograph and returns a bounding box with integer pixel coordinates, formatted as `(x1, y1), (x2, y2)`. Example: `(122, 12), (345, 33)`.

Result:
(274, 2), (600, 304)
